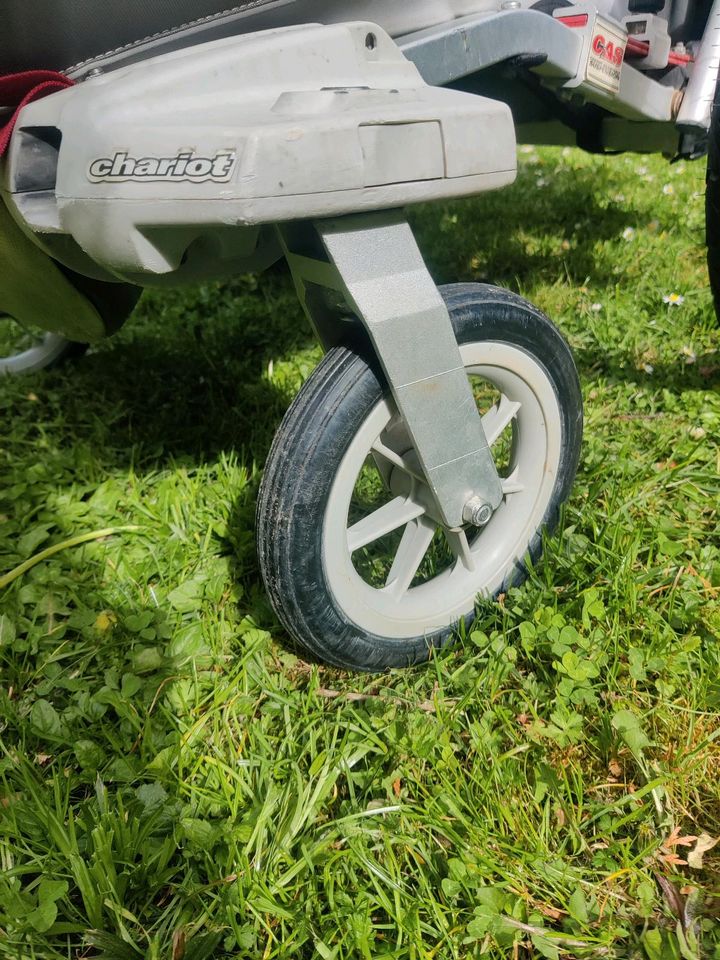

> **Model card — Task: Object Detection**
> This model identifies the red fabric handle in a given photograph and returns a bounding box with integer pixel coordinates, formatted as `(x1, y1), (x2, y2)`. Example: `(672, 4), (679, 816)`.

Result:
(0, 70), (74, 157)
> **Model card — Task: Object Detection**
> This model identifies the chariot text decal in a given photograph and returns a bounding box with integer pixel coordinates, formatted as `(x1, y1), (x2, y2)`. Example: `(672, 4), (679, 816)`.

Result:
(88, 150), (236, 183)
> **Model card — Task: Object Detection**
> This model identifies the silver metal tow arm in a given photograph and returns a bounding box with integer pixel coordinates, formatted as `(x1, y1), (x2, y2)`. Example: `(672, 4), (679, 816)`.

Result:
(279, 212), (503, 530)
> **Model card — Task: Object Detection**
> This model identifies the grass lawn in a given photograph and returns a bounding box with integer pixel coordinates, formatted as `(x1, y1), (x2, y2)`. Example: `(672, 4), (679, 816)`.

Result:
(0, 145), (719, 959)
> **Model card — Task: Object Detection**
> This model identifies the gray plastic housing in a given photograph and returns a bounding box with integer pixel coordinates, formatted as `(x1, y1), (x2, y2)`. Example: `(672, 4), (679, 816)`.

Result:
(3, 21), (516, 285)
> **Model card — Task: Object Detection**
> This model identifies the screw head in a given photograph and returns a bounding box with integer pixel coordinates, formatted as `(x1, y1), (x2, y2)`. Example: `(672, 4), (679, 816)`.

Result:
(463, 497), (493, 527)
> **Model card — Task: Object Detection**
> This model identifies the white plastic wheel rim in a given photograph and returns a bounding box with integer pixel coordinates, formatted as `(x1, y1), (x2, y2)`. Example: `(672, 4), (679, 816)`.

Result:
(322, 340), (563, 640)
(0, 329), (69, 375)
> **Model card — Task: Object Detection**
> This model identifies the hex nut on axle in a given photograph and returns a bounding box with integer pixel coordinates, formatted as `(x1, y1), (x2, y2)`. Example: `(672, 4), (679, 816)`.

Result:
(463, 497), (493, 527)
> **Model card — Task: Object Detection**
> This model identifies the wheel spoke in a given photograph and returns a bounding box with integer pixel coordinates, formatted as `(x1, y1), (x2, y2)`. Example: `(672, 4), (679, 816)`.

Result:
(481, 394), (521, 446)
(347, 496), (425, 553)
(445, 528), (476, 572)
(382, 516), (437, 597)
(501, 466), (524, 496)
(371, 440), (424, 484)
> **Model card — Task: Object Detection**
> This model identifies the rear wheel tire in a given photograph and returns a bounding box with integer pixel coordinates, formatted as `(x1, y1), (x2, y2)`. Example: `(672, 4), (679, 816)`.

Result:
(0, 317), (85, 376)
(256, 284), (583, 671)
(706, 73), (720, 322)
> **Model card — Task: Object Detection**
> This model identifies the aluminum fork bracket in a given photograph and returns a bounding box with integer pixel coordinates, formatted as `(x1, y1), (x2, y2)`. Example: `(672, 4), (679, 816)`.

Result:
(278, 212), (503, 529)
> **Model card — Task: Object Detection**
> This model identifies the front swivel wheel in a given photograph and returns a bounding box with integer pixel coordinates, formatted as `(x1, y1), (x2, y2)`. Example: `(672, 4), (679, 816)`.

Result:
(257, 284), (583, 671)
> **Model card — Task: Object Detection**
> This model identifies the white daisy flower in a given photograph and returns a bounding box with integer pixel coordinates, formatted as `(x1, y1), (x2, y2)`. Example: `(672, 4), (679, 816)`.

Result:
(662, 293), (684, 305)
(590, 302), (602, 312)
(622, 227), (635, 241)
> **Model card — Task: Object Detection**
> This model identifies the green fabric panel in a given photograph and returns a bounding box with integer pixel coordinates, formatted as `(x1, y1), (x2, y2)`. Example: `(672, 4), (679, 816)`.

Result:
(0, 196), (105, 341)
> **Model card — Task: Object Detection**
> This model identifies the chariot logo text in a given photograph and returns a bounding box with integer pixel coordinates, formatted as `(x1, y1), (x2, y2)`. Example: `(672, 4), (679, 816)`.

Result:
(88, 150), (236, 183)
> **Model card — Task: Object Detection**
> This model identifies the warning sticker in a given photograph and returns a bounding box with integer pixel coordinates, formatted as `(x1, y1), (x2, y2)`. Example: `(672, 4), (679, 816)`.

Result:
(584, 17), (627, 95)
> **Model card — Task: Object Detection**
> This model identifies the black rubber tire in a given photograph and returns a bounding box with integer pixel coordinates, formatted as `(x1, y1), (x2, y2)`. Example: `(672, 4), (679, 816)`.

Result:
(256, 283), (583, 672)
(707, 74), (720, 322)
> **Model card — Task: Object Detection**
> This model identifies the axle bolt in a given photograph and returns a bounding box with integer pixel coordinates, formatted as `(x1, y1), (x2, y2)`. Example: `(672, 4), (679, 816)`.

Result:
(463, 497), (493, 527)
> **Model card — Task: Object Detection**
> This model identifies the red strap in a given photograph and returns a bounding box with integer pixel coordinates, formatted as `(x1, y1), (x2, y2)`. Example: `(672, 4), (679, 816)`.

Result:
(0, 71), (74, 157)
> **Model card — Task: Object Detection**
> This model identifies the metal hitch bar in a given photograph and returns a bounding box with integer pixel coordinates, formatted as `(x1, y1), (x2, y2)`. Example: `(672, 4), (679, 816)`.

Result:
(278, 211), (503, 530)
